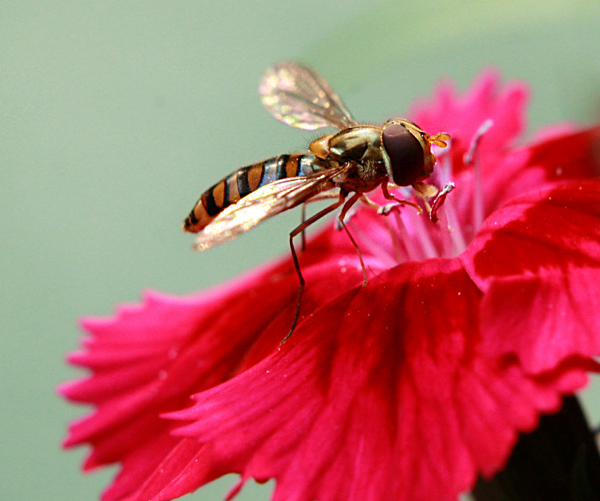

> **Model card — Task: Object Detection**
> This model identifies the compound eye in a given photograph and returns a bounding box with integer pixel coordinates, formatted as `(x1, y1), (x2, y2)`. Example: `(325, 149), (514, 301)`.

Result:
(382, 123), (425, 186)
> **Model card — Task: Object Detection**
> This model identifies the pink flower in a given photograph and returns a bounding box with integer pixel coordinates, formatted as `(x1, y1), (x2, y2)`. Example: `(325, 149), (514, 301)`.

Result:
(60, 72), (600, 501)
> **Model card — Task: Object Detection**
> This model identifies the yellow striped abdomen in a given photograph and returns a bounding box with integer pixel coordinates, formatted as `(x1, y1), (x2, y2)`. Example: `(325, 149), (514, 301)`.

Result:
(183, 153), (317, 233)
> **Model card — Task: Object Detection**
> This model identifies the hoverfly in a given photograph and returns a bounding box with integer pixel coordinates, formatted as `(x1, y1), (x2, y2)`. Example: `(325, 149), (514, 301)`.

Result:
(184, 62), (450, 340)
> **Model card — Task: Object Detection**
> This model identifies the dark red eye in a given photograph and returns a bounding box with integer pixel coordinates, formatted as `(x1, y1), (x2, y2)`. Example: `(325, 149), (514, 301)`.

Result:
(382, 123), (425, 186)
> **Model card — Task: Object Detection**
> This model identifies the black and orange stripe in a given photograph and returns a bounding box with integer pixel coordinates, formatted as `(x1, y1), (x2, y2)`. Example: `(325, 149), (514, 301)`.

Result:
(183, 153), (319, 233)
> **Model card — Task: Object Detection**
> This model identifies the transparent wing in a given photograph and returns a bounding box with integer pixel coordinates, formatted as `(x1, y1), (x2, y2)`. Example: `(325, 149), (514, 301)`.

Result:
(194, 167), (345, 251)
(259, 62), (358, 131)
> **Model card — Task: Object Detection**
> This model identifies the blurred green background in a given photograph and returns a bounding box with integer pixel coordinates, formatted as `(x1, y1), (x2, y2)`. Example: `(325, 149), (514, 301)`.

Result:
(3, 1), (600, 499)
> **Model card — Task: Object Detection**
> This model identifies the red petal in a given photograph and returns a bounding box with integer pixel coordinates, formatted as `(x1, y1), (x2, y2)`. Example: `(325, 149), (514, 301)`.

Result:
(475, 127), (600, 218)
(163, 259), (580, 501)
(61, 68), (600, 501)
(461, 180), (600, 373)
(411, 72), (599, 227)
(60, 228), (369, 499)
(410, 70), (528, 175)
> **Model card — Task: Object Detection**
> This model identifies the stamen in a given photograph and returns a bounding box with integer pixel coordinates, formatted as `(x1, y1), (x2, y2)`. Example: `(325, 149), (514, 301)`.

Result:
(430, 142), (468, 257)
(391, 211), (422, 262)
(384, 216), (406, 263)
(442, 197), (468, 256)
(436, 207), (454, 258)
(465, 119), (494, 235)
(430, 182), (455, 223)
(406, 209), (439, 260)
(464, 120), (493, 164)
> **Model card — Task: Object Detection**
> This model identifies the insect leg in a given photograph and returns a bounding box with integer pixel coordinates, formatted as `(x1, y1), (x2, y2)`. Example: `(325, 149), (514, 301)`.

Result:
(300, 203), (307, 252)
(336, 192), (367, 286)
(359, 194), (381, 209)
(381, 182), (423, 214)
(359, 192), (403, 216)
(282, 193), (347, 343)
(334, 199), (360, 231)
(300, 190), (341, 249)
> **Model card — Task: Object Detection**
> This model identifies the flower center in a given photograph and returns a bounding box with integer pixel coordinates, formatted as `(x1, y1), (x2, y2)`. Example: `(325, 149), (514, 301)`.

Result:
(356, 119), (494, 265)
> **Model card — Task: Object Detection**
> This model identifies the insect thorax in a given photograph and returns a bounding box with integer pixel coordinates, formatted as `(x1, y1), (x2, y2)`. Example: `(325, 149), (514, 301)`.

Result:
(336, 159), (387, 193)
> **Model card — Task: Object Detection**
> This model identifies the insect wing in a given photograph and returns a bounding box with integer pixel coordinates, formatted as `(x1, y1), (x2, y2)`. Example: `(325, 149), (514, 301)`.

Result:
(260, 62), (358, 131)
(193, 169), (343, 251)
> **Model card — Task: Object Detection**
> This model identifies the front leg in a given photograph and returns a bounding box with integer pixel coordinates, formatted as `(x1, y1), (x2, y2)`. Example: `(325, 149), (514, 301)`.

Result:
(381, 182), (423, 215)
(358, 194), (397, 216)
